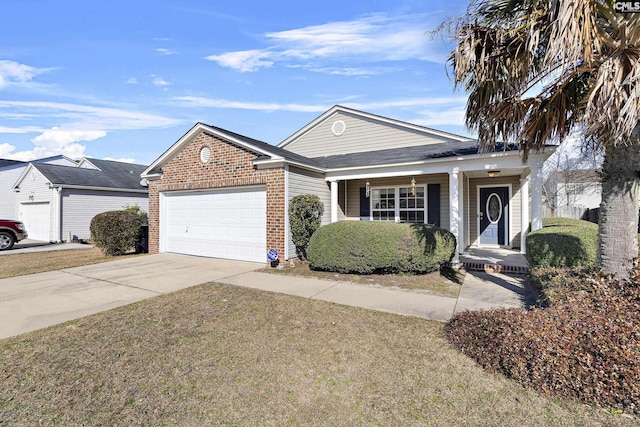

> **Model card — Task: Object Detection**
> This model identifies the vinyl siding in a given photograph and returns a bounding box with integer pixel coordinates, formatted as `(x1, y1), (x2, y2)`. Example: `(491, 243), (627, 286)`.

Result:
(287, 166), (333, 259)
(469, 176), (522, 248)
(284, 111), (459, 158)
(14, 168), (56, 241)
(61, 190), (149, 240)
(343, 174), (450, 228)
(0, 165), (26, 219)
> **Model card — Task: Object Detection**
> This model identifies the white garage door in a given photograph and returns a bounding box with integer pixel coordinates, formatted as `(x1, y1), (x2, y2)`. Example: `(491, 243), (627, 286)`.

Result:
(161, 187), (266, 263)
(19, 202), (51, 241)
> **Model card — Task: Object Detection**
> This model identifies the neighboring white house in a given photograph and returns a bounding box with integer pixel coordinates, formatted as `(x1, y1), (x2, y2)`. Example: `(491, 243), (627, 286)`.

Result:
(0, 156), (76, 219)
(13, 158), (149, 242)
(554, 170), (601, 209)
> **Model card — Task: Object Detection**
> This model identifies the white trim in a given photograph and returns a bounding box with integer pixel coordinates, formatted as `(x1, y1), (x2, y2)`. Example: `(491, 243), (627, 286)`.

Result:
(520, 174), (530, 254)
(476, 184), (513, 248)
(49, 184), (148, 194)
(368, 184), (427, 223)
(252, 158), (325, 173)
(284, 164), (290, 259)
(330, 180), (339, 223)
(278, 105), (473, 149)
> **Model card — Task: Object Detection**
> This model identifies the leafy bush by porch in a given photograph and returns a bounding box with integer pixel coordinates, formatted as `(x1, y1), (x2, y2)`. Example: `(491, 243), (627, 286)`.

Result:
(90, 210), (144, 256)
(446, 266), (640, 416)
(526, 217), (598, 268)
(307, 221), (455, 274)
(288, 194), (324, 260)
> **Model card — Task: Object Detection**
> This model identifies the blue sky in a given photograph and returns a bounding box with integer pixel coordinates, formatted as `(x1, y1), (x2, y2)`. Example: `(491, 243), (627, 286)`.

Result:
(0, 0), (471, 165)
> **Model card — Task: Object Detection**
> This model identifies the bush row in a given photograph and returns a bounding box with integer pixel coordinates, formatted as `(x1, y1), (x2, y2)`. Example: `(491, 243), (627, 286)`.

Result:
(446, 266), (640, 416)
(307, 221), (455, 274)
(526, 217), (598, 269)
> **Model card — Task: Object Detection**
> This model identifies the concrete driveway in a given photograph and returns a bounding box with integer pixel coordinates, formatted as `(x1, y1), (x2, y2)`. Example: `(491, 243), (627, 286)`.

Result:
(0, 254), (262, 339)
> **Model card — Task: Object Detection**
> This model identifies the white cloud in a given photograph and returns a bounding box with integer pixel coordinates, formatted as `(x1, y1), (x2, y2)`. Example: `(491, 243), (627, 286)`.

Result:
(0, 142), (16, 157)
(126, 77), (138, 84)
(412, 106), (467, 127)
(205, 13), (445, 73)
(0, 60), (53, 89)
(175, 96), (327, 112)
(0, 101), (182, 161)
(206, 50), (274, 72)
(155, 48), (177, 55)
(151, 76), (171, 88)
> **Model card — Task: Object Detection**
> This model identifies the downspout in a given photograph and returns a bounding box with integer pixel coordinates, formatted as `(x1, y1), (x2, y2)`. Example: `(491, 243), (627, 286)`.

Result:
(53, 186), (62, 242)
(284, 165), (290, 260)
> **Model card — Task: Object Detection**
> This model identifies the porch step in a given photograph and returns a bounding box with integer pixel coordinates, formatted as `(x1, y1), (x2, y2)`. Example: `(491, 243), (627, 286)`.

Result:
(458, 261), (529, 275)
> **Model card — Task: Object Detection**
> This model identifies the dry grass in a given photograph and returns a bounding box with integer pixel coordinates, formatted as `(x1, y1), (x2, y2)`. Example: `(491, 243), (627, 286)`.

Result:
(0, 247), (143, 279)
(0, 283), (634, 426)
(264, 259), (464, 298)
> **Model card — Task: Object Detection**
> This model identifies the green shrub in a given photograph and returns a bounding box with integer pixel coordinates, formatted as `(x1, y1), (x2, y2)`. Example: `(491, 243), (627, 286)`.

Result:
(307, 221), (456, 274)
(446, 267), (640, 416)
(288, 194), (324, 260)
(526, 217), (598, 268)
(90, 210), (144, 256)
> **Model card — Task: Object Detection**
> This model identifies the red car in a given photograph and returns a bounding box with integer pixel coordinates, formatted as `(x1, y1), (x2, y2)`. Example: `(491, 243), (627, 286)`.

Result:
(0, 219), (28, 251)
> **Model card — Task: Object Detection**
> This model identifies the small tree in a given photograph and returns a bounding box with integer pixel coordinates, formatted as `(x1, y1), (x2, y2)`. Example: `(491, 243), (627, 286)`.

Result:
(289, 195), (324, 260)
(90, 210), (144, 256)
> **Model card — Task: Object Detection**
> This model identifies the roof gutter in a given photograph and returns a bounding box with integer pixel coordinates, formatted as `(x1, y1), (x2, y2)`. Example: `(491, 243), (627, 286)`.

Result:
(47, 184), (148, 193)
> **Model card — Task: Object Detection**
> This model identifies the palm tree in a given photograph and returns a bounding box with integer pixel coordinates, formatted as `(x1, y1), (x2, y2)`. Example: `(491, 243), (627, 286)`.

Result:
(449, 0), (640, 277)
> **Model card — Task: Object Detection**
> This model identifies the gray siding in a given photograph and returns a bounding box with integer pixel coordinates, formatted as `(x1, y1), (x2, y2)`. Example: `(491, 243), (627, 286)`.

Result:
(0, 165), (26, 219)
(343, 174), (450, 229)
(61, 190), (149, 240)
(287, 166), (332, 259)
(284, 111), (459, 158)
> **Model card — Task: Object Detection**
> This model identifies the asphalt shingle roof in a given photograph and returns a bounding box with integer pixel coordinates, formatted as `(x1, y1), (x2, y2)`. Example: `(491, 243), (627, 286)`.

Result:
(0, 159), (25, 169)
(309, 141), (520, 169)
(33, 159), (149, 191)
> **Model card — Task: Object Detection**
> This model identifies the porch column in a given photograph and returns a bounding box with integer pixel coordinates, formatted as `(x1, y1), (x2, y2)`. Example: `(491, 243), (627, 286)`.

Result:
(330, 180), (339, 223)
(520, 174), (530, 254)
(530, 164), (543, 231)
(449, 168), (463, 263)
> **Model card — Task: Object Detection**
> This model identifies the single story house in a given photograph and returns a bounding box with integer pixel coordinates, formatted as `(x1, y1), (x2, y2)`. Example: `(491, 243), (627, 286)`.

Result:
(0, 155), (76, 219)
(13, 158), (149, 242)
(142, 105), (554, 264)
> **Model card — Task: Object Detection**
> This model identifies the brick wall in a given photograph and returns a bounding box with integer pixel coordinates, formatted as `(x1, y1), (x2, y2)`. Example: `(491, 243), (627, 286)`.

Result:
(147, 131), (286, 262)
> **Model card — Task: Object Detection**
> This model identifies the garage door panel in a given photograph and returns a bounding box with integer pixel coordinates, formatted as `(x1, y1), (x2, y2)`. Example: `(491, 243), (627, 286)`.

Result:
(162, 188), (266, 263)
(19, 202), (51, 242)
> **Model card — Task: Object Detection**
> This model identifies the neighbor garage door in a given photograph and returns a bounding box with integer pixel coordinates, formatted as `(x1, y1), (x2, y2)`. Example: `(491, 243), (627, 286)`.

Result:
(19, 202), (51, 241)
(161, 187), (266, 263)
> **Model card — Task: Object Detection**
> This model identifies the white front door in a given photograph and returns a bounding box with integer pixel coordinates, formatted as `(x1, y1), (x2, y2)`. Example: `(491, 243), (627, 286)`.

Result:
(19, 202), (51, 241)
(161, 187), (266, 263)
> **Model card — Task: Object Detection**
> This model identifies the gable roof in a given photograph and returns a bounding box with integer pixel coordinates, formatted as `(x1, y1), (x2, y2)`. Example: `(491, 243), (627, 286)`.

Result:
(277, 105), (474, 150)
(15, 159), (148, 192)
(0, 159), (24, 169)
(142, 122), (324, 177)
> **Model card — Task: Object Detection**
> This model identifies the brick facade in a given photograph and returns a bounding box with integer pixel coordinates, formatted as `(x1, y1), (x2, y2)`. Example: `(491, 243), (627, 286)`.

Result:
(147, 132), (286, 263)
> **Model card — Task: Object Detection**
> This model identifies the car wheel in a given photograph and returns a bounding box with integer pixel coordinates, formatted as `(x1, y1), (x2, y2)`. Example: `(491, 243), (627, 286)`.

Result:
(0, 231), (15, 251)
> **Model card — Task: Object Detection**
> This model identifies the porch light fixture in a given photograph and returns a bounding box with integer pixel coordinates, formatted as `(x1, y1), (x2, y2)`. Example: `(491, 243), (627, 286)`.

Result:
(410, 177), (416, 196)
(365, 180), (371, 198)
(488, 170), (501, 178)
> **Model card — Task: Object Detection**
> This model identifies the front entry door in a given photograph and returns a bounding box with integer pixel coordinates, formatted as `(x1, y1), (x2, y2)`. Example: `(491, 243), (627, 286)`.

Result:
(479, 187), (509, 246)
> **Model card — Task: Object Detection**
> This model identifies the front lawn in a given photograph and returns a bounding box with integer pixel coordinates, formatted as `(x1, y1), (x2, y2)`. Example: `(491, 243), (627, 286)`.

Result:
(0, 247), (144, 279)
(0, 283), (631, 426)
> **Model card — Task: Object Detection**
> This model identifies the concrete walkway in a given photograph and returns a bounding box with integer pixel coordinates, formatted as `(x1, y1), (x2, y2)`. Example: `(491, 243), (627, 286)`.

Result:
(219, 269), (536, 322)
(0, 253), (536, 340)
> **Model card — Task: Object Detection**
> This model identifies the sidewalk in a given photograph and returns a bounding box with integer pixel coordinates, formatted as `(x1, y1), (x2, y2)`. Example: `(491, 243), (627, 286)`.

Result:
(219, 269), (537, 322)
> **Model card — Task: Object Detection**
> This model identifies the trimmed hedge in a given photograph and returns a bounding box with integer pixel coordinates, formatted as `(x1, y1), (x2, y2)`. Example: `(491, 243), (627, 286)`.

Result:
(90, 210), (144, 256)
(307, 221), (455, 274)
(526, 217), (598, 268)
(446, 267), (640, 416)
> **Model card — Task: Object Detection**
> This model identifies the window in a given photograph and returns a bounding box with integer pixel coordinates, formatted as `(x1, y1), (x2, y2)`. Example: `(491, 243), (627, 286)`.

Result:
(371, 186), (426, 223)
(371, 188), (395, 221)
